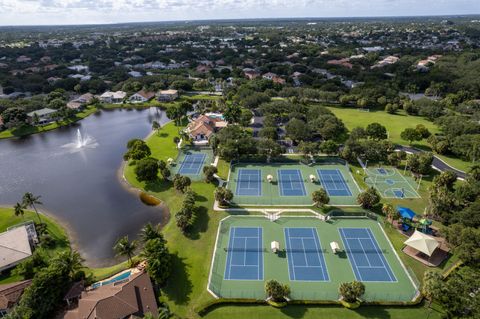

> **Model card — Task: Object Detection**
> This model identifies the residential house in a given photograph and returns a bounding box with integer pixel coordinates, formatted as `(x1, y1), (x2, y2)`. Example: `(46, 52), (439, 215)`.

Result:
(128, 70), (143, 78)
(128, 90), (155, 103)
(157, 89), (178, 102)
(371, 56), (400, 69)
(243, 69), (260, 80)
(0, 226), (34, 272)
(262, 72), (286, 85)
(99, 91), (127, 104)
(63, 272), (158, 319)
(185, 113), (227, 144)
(416, 55), (442, 72)
(196, 64), (212, 73)
(327, 58), (353, 69)
(0, 280), (32, 317)
(67, 93), (95, 110)
(16, 56), (31, 63)
(27, 108), (58, 125)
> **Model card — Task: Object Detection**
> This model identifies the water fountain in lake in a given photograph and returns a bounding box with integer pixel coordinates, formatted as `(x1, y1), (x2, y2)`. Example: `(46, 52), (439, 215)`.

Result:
(62, 128), (98, 152)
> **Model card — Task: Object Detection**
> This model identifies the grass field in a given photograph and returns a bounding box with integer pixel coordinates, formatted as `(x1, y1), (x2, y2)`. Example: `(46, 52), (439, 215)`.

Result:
(210, 216), (417, 302)
(0, 106), (98, 139)
(326, 106), (474, 172)
(326, 107), (439, 147)
(227, 160), (360, 206)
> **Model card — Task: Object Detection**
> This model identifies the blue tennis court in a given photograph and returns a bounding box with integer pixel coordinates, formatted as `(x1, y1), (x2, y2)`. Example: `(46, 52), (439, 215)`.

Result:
(284, 228), (329, 281)
(339, 228), (396, 282)
(235, 169), (262, 196)
(317, 169), (352, 196)
(178, 153), (206, 175)
(278, 169), (306, 196)
(224, 227), (263, 280)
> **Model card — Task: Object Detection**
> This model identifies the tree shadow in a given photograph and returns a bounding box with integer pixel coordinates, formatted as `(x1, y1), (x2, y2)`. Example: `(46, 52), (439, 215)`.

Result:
(185, 205), (209, 240)
(194, 193), (208, 203)
(144, 179), (173, 193)
(279, 304), (307, 318)
(161, 252), (192, 305)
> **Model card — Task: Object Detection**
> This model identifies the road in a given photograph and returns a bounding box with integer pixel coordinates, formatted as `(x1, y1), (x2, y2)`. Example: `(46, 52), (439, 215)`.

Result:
(396, 145), (467, 180)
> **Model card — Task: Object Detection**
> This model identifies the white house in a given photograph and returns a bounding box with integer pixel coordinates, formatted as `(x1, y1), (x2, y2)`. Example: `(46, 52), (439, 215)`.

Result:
(27, 108), (58, 125)
(99, 91), (127, 104)
(0, 226), (33, 272)
(128, 90), (155, 103)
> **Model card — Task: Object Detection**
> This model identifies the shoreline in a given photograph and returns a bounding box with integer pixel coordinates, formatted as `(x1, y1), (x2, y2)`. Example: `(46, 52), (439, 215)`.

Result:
(0, 106), (99, 140)
(0, 203), (78, 253)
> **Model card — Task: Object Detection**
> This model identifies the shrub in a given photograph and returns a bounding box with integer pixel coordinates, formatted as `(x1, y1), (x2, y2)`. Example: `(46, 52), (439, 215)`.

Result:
(265, 279), (290, 302)
(339, 281), (365, 303)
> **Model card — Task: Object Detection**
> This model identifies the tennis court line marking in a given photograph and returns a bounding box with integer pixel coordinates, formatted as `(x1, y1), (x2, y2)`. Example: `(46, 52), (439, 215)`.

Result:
(395, 168), (421, 198)
(284, 227), (329, 282)
(178, 153), (206, 175)
(311, 228), (327, 281)
(224, 226), (264, 281)
(236, 169), (262, 196)
(278, 169), (306, 197)
(317, 169), (352, 196)
(339, 227), (398, 283)
(365, 228), (396, 282)
(339, 228), (363, 281)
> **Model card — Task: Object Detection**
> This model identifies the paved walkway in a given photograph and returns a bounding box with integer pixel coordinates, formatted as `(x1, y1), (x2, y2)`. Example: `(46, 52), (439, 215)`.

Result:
(396, 145), (466, 180)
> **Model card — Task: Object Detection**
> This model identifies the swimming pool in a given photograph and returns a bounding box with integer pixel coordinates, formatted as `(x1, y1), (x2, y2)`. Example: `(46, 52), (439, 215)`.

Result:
(91, 270), (132, 289)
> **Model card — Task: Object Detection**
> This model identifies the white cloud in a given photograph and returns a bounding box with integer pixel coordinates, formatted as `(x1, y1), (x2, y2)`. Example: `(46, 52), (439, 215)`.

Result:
(0, 0), (479, 25)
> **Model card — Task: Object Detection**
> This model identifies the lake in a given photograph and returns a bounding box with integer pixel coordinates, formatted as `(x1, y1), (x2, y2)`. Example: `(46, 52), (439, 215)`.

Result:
(0, 108), (170, 267)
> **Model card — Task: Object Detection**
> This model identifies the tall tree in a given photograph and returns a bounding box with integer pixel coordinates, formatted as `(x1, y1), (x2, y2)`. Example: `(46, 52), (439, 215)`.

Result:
(22, 192), (42, 223)
(14, 202), (25, 219)
(114, 236), (138, 265)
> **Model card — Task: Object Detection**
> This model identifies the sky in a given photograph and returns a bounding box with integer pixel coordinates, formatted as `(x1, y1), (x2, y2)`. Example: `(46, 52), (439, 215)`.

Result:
(0, 0), (479, 26)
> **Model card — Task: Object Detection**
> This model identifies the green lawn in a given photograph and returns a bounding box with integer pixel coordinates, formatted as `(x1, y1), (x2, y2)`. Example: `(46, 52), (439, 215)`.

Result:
(203, 303), (442, 319)
(326, 106), (474, 172)
(0, 207), (70, 284)
(216, 159), (230, 181)
(0, 106), (98, 139)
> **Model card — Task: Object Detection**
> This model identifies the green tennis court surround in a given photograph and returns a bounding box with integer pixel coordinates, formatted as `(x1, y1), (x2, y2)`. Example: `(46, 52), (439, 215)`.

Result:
(208, 215), (419, 301)
(171, 146), (214, 181)
(364, 166), (421, 199)
(227, 158), (361, 206)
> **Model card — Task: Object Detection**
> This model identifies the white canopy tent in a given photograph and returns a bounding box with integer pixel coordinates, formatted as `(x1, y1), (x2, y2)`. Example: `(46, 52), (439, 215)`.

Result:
(267, 174), (273, 183)
(309, 174), (316, 182)
(404, 230), (439, 256)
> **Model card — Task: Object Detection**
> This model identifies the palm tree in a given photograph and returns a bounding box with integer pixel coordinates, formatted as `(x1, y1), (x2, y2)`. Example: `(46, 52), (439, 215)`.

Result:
(152, 121), (161, 136)
(114, 236), (137, 265)
(55, 250), (84, 277)
(139, 223), (164, 243)
(22, 192), (42, 223)
(14, 202), (25, 219)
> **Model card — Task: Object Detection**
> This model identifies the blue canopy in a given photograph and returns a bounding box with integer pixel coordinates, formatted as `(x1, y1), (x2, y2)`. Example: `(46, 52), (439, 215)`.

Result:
(397, 206), (416, 220)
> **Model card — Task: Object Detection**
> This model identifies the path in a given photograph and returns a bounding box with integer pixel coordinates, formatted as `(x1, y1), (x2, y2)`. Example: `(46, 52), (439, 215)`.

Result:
(395, 145), (467, 180)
